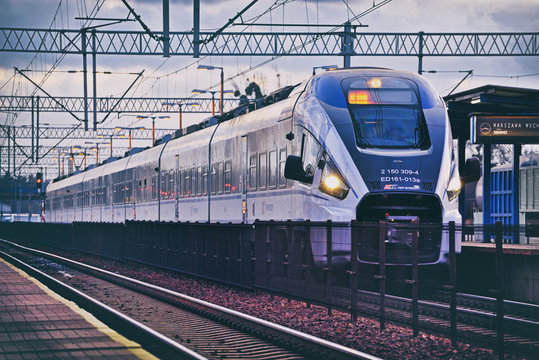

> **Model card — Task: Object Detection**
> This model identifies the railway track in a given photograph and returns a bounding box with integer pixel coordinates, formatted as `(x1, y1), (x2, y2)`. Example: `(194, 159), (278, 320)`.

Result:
(0, 240), (378, 360)
(324, 282), (539, 354)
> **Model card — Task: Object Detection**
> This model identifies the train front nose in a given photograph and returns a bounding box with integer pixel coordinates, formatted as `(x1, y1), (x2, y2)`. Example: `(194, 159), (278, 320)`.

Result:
(386, 215), (418, 247)
(355, 193), (443, 264)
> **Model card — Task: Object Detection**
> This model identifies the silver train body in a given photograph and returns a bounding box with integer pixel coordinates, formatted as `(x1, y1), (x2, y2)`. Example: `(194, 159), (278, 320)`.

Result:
(46, 68), (470, 265)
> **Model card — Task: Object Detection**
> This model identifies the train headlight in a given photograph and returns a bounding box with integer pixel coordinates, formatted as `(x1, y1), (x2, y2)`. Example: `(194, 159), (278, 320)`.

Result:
(446, 173), (462, 201)
(319, 161), (349, 200)
(323, 175), (341, 189)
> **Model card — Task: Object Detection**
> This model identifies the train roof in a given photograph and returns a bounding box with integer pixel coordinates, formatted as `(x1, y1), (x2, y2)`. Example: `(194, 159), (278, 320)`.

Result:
(47, 67), (439, 192)
(314, 67), (432, 86)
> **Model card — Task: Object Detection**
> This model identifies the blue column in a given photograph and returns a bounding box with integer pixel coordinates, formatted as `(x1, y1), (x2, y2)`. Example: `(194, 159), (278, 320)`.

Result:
(483, 144), (492, 226)
(512, 144), (521, 243)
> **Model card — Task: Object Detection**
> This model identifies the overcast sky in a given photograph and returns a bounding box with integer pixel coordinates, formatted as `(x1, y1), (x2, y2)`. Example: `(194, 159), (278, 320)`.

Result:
(1, 0), (538, 152)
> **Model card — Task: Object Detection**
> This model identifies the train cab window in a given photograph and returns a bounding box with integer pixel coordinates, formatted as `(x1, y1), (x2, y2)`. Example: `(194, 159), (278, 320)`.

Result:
(249, 154), (257, 191)
(202, 165), (208, 195)
(269, 150), (277, 189)
(343, 76), (430, 149)
(197, 166), (202, 196)
(279, 148), (287, 188)
(259, 152), (267, 190)
(224, 161), (232, 193)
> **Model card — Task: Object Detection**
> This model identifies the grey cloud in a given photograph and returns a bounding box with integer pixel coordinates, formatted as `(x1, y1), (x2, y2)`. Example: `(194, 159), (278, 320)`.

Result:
(489, 5), (539, 32)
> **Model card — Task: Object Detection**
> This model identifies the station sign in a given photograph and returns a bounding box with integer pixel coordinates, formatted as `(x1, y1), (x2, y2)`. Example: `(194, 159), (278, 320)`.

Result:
(471, 115), (539, 144)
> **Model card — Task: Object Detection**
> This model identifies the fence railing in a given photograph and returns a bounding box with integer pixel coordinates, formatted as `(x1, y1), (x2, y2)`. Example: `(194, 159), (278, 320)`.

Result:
(0, 220), (535, 357)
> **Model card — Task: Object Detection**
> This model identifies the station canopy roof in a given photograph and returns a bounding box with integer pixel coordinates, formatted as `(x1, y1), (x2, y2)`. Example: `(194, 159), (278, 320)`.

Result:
(443, 85), (539, 140)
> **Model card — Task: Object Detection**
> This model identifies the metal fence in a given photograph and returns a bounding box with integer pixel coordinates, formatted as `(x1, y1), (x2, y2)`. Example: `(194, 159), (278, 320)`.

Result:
(0, 220), (534, 357)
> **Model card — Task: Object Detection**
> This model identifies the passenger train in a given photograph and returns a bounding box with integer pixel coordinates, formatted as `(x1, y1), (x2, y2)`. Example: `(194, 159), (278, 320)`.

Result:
(45, 68), (479, 265)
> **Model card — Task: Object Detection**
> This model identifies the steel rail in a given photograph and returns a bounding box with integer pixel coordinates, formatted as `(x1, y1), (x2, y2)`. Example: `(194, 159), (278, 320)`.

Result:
(0, 239), (380, 360)
(0, 250), (205, 360)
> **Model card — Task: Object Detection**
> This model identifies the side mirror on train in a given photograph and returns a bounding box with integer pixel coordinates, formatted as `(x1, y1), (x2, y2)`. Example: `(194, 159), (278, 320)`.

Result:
(284, 155), (314, 184)
(460, 157), (481, 184)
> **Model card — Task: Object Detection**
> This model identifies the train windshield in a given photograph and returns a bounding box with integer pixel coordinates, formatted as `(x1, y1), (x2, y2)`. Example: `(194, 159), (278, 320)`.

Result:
(342, 77), (430, 149)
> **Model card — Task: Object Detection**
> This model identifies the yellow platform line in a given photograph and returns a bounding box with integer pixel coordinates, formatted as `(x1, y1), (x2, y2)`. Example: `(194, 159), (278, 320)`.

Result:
(1, 257), (158, 360)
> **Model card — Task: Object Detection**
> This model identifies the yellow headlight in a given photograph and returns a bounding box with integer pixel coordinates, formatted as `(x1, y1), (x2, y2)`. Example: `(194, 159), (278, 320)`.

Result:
(447, 174), (462, 201)
(323, 175), (341, 189)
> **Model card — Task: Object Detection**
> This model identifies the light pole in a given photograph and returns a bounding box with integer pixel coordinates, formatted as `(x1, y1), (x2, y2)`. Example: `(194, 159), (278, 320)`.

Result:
(163, 102), (199, 130)
(312, 64), (338, 76)
(84, 141), (99, 165)
(94, 143), (99, 164)
(97, 133), (114, 158)
(109, 136), (113, 158)
(52, 150), (61, 177)
(137, 115), (170, 145)
(192, 89), (218, 115)
(197, 64), (224, 115)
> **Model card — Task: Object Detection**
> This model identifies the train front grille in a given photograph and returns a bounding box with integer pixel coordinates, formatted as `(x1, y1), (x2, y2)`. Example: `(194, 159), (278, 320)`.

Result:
(355, 194), (443, 264)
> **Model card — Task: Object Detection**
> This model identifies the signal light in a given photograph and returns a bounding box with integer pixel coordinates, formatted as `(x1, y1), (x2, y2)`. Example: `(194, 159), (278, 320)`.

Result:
(36, 172), (43, 190)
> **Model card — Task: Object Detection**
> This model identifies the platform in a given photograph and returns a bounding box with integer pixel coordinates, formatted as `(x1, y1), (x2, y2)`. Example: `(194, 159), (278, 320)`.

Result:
(459, 242), (539, 303)
(462, 241), (539, 255)
(0, 257), (155, 359)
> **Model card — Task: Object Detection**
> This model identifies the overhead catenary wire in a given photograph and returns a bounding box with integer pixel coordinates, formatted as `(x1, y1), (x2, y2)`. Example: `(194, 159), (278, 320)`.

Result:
(141, 0), (390, 100)
(4, 0), (105, 128)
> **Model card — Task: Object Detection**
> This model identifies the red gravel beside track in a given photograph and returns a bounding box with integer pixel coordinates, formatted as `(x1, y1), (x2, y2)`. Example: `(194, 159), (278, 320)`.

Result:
(13, 238), (530, 360)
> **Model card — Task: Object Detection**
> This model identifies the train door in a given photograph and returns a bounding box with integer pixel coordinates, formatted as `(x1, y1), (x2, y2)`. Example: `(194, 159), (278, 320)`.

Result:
(175, 154), (179, 222)
(241, 135), (248, 223)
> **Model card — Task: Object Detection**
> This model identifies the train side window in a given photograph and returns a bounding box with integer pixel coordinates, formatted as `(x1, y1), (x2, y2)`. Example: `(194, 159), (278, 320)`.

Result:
(191, 167), (197, 196)
(202, 165), (208, 195)
(180, 169), (184, 198)
(184, 169), (191, 197)
(126, 172), (133, 203)
(113, 179), (118, 204)
(211, 163), (217, 195)
(158, 171), (167, 200)
(268, 150), (277, 189)
(151, 175), (157, 200)
(169, 169), (175, 198)
(249, 154), (257, 191)
(259, 152), (267, 190)
(142, 178), (147, 202)
(197, 166), (202, 196)
(279, 148), (287, 188)
(179, 170), (184, 197)
(224, 161), (232, 193)
(218, 162), (224, 194)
